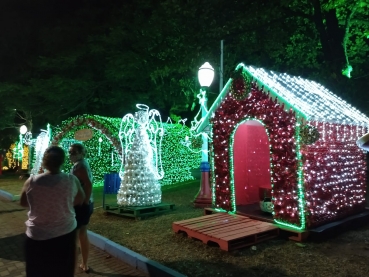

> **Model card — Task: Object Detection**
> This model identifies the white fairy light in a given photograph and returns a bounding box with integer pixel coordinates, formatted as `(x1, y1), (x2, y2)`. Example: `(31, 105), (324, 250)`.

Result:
(244, 65), (369, 126)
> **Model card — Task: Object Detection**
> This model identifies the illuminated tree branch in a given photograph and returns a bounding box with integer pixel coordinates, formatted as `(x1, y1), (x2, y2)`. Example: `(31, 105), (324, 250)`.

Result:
(342, 2), (359, 78)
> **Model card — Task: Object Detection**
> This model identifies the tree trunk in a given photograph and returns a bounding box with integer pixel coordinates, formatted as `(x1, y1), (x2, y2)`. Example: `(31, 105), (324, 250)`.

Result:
(310, 0), (345, 65)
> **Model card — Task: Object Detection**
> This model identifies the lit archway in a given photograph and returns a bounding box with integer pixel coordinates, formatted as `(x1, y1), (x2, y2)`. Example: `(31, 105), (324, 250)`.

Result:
(51, 116), (122, 158)
(232, 120), (271, 207)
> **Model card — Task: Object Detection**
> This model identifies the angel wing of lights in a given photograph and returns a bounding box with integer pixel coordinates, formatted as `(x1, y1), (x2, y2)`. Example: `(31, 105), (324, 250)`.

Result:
(30, 130), (50, 175)
(118, 104), (165, 180)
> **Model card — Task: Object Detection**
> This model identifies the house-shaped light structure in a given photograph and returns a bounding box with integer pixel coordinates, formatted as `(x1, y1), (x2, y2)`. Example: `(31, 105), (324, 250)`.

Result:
(198, 63), (369, 230)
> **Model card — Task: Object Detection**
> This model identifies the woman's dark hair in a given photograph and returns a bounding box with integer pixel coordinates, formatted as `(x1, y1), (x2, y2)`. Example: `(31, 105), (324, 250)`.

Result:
(42, 146), (65, 171)
(70, 143), (87, 156)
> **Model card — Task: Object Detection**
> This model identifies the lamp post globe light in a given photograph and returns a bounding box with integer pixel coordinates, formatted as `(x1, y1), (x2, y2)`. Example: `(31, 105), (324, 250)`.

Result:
(20, 125), (28, 135)
(198, 62), (215, 87)
(193, 62), (214, 208)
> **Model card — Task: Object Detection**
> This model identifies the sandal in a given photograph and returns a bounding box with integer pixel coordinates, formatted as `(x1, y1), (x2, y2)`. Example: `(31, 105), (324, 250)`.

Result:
(79, 264), (90, 274)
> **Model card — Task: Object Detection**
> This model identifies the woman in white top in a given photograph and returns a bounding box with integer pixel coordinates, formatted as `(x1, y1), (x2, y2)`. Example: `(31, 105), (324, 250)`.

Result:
(69, 143), (94, 273)
(20, 146), (85, 277)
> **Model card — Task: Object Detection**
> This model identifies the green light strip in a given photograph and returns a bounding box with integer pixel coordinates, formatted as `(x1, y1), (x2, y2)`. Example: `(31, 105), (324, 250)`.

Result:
(210, 124), (217, 205)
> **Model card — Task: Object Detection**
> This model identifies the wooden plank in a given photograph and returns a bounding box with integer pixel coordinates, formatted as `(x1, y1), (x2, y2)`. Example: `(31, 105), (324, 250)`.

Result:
(181, 216), (250, 231)
(204, 221), (262, 236)
(173, 213), (233, 225)
(208, 230), (277, 252)
(175, 214), (265, 235)
(209, 226), (261, 239)
(287, 231), (309, 242)
(211, 224), (276, 240)
(278, 225), (310, 242)
(106, 202), (174, 211)
(106, 203), (175, 219)
(173, 213), (242, 229)
(180, 219), (255, 235)
(205, 221), (257, 235)
(179, 214), (240, 227)
(203, 219), (269, 233)
(220, 226), (279, 241)
(227, 234), (279, 251)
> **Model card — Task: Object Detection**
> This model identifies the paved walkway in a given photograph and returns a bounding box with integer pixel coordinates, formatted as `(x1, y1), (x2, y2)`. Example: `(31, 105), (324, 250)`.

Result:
(0, 197), (149, 277)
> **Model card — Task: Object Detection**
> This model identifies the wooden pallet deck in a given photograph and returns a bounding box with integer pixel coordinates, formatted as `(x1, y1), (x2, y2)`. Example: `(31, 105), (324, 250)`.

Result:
(278, 226), (310, 242)
(172, 213), (279, 251)
(104, 203), (175, 219)
(204, 208), (309, 242)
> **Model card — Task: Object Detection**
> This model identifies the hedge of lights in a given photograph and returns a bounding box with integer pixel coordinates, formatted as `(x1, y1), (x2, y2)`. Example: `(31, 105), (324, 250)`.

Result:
(52, 114), (201, 187)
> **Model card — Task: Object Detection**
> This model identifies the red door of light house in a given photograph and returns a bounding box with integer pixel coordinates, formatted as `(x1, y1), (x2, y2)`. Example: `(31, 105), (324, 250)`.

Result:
(233, 120), (271, 206)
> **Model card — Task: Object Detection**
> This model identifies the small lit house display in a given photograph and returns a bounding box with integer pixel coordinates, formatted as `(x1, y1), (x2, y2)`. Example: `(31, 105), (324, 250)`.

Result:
(198, 63), (369, 230)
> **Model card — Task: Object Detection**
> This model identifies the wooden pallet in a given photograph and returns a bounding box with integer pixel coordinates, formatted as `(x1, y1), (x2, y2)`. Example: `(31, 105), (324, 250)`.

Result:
(278, 226), (310, 242)
(105, 203), (175, 219)
(204, 208), (309, 242)
(172, 213), (279, 251)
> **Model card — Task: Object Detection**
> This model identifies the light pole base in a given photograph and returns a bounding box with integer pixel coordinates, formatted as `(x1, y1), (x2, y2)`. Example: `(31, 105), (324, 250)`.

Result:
(193, 162), (212, 208)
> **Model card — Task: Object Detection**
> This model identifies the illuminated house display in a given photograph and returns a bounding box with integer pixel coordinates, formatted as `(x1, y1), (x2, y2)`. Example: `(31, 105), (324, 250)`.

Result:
(199, 63), (369, 230)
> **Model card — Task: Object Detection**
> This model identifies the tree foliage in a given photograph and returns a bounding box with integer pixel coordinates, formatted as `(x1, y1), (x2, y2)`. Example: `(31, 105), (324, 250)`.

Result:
(0, 0), (368, 149)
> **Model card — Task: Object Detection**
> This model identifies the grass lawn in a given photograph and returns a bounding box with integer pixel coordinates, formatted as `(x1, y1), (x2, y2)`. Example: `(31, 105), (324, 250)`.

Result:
(0, 173), (25, 196)
(1, 173), (369, 277)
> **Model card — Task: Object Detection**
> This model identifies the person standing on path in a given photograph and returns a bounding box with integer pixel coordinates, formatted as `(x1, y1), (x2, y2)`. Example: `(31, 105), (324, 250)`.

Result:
(20, 146), (85, 277)
(69, 143), (94, 273)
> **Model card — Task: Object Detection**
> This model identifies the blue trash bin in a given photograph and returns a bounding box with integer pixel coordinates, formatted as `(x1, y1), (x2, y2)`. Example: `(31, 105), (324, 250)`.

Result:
(103, 173), (121, 209)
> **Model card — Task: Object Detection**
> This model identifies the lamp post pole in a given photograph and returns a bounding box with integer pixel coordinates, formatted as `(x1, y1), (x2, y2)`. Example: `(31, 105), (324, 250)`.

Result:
(19, 125), (27, 169)
(0, 152), (3, 175)
(193, 62), (214, 208)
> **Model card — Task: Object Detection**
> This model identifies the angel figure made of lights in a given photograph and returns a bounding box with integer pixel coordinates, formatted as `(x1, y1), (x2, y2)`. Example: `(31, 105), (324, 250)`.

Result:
(117, 104), (164, 206)
(30, 128), (50, 175)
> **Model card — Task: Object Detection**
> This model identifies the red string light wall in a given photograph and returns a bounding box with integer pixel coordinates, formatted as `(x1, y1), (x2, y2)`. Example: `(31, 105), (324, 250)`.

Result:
(211, 83), (302, 227)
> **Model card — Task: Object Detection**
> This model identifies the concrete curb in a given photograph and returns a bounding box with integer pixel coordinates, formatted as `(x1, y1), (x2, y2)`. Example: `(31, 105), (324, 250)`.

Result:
(0, 188), (185, 276)
(0, 189), (19, 201)
(87, 230), (187, 277)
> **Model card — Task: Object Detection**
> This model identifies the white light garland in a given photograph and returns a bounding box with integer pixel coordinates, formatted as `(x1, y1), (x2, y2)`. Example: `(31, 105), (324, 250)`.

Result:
(244, 65), (369, 126)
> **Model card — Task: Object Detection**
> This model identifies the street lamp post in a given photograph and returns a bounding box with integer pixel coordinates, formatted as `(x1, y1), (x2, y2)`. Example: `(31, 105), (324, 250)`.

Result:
(193, 62), (214, 208)
(18, 125), (27, 166)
